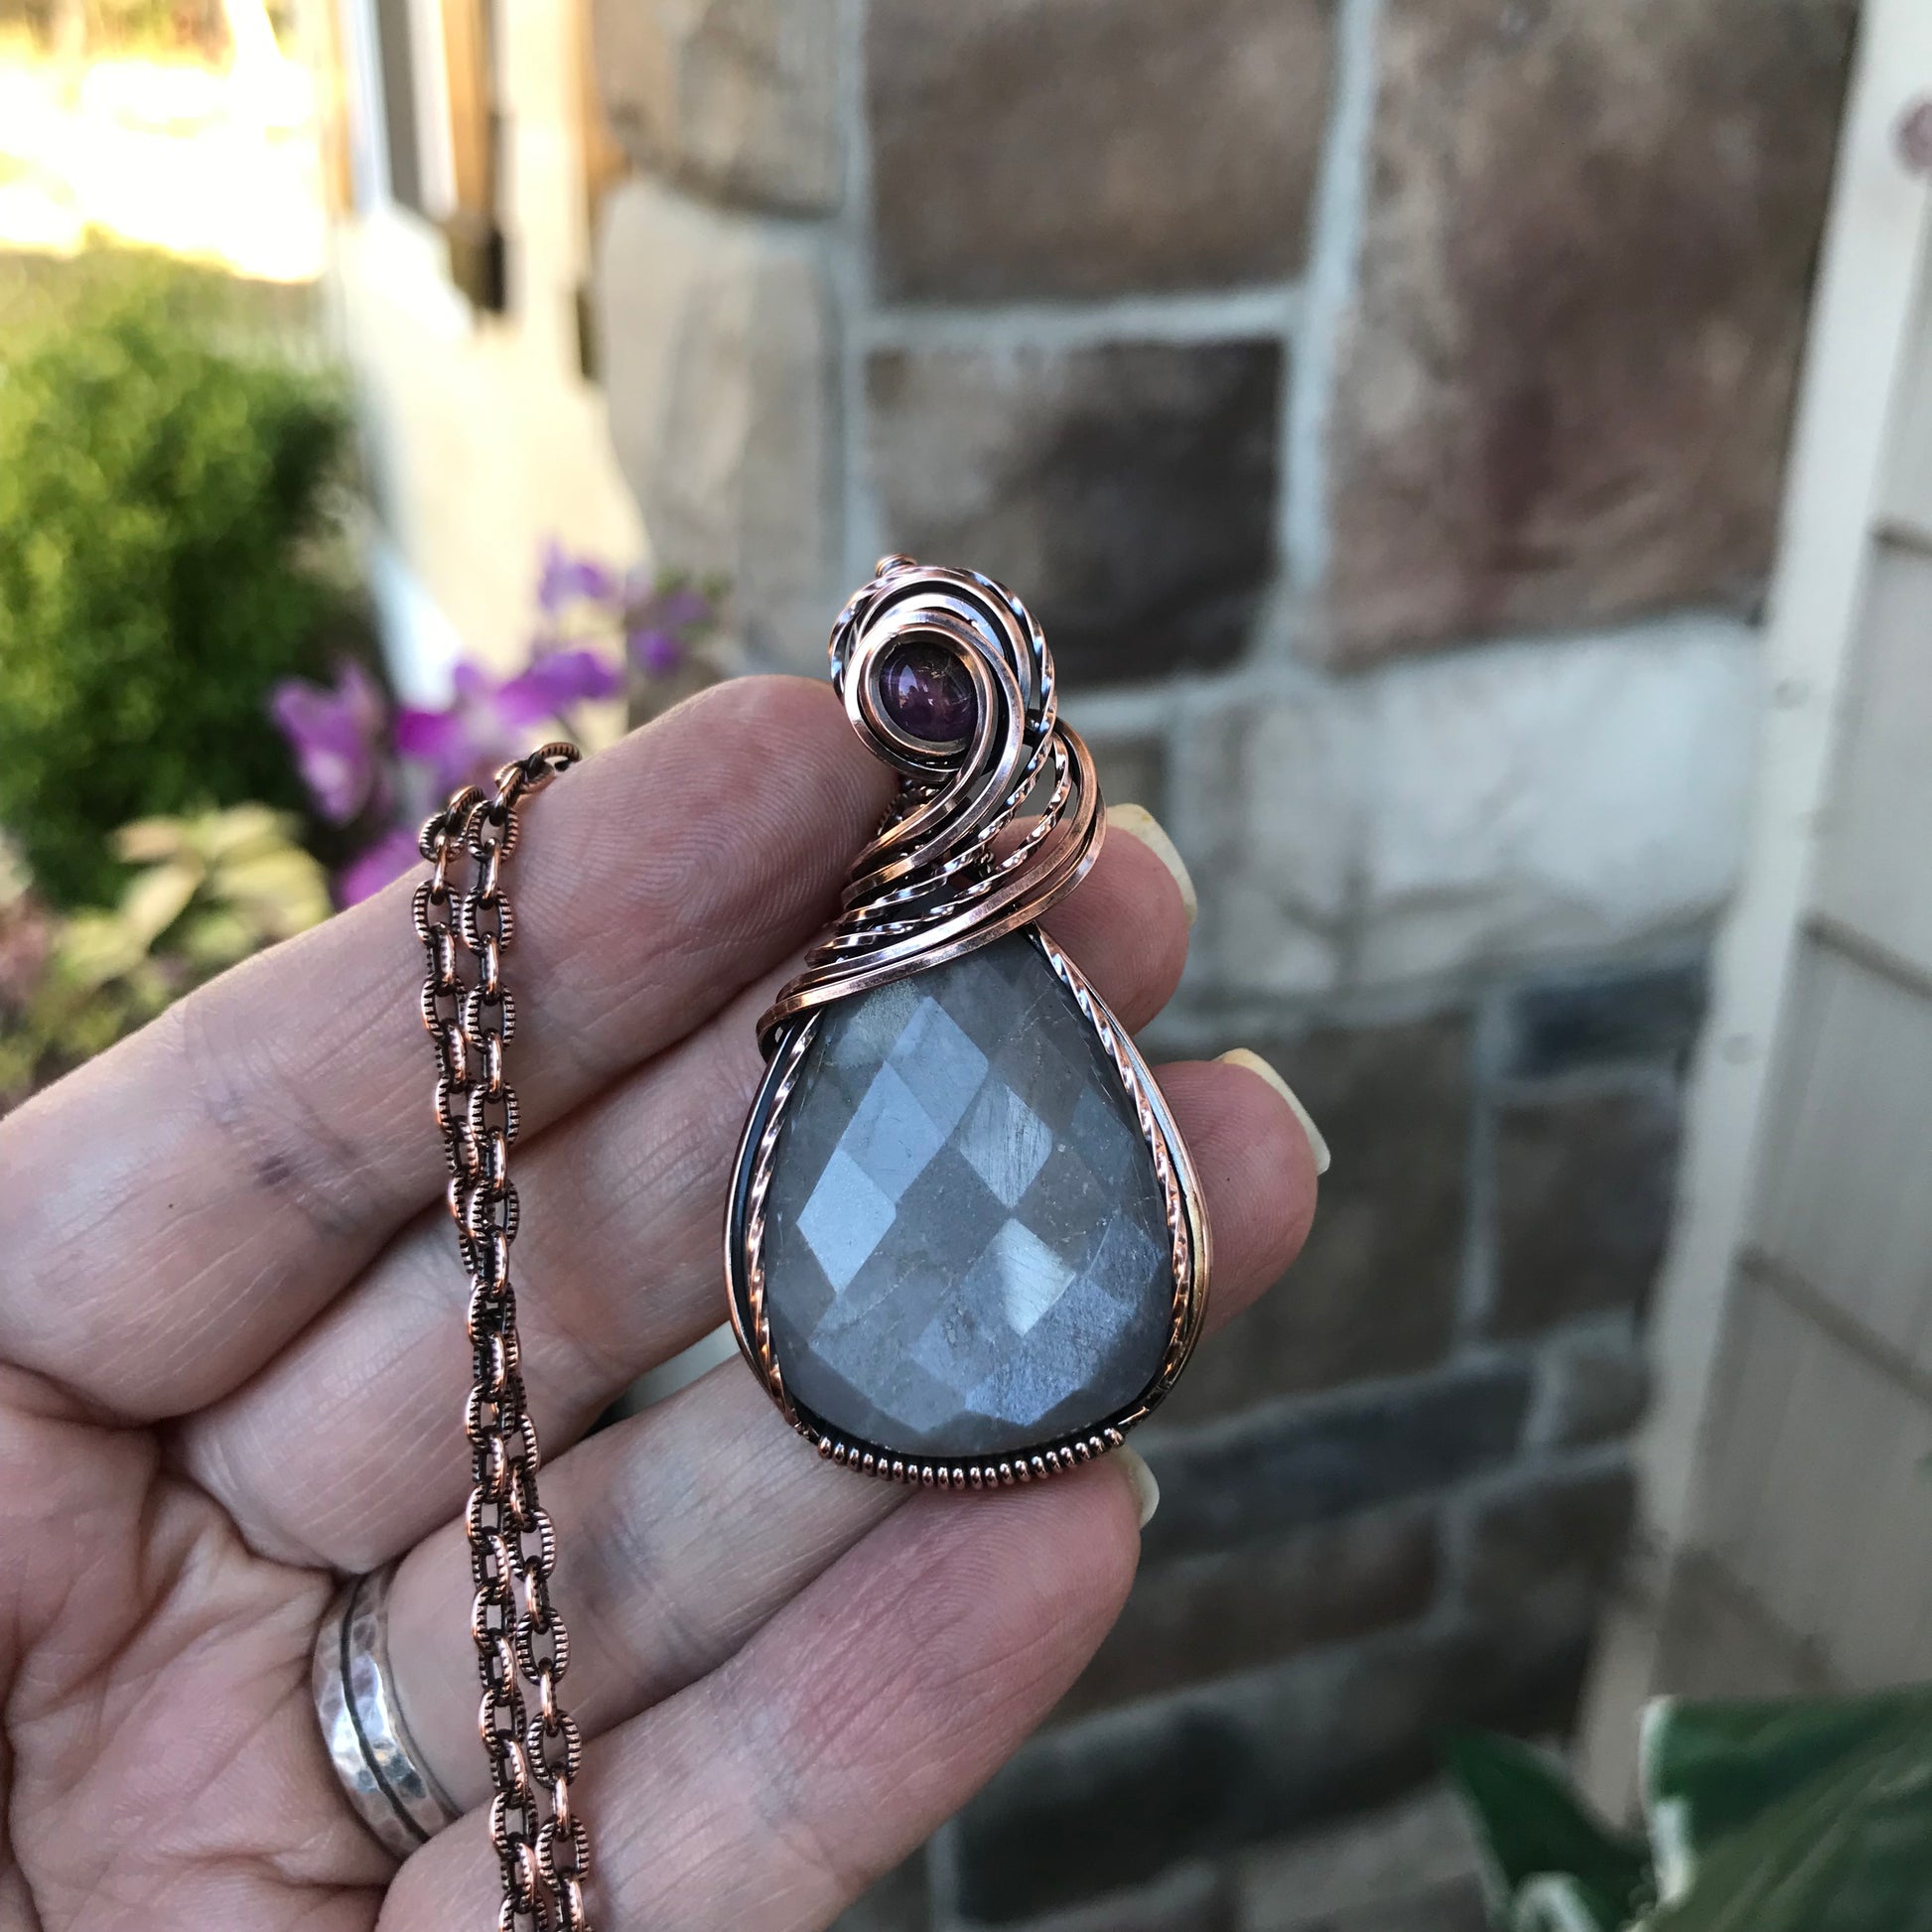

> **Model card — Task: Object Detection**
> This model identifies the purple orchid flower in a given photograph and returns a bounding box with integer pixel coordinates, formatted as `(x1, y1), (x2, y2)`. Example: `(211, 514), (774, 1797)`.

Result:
(500, 646), (622, 722)
(269, 661), (387, 824)
(623, 584), (713, 678)
(641, 585), (712, 630)
(625, 627), (684, 677)
(536, 538), (621, 616)
(337, 824), (424, 906)
(395, 654), (621, 793)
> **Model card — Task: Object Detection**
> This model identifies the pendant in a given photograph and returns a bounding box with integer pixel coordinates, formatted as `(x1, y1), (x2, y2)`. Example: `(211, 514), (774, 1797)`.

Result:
(727, 556), (1209, 1486)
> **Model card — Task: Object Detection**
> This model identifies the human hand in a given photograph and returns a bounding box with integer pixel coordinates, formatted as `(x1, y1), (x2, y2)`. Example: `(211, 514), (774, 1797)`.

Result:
(0, 678), (1315, 1930)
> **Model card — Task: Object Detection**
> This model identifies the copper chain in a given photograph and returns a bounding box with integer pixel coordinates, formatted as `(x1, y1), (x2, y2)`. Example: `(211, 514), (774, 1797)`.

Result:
(413, 742), (593, 1932)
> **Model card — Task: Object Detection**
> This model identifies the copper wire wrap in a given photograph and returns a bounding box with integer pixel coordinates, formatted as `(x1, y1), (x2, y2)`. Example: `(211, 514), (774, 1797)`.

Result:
(757, 555), (1105, 1051)
(729, 556), (1211, 1489)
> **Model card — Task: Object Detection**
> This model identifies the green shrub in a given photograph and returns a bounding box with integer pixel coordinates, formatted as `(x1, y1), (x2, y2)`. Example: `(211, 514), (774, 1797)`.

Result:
(0, 250), (353, 904)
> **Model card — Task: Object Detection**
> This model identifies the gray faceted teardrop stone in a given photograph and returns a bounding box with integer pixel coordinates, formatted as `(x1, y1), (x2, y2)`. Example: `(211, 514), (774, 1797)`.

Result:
(760, 932), (1175, 1458)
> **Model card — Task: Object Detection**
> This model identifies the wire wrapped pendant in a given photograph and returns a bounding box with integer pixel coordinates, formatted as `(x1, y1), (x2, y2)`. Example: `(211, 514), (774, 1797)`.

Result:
(726, 556), (1210, 1486)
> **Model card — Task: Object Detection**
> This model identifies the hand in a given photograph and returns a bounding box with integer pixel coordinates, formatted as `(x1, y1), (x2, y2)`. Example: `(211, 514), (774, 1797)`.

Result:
(0, 679), (1315, 1930)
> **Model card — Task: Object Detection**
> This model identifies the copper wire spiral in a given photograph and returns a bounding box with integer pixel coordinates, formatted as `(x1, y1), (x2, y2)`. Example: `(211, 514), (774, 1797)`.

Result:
(758, 555), (1104, 1051)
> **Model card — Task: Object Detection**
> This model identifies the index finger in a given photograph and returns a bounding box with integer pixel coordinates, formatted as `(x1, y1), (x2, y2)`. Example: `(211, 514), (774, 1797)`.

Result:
(0, 677), (893, 1421)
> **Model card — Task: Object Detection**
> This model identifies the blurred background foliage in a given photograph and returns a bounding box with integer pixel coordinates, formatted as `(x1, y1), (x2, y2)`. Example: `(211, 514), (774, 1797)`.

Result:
(0, 242), (358, 906)
(0, 806), (330, 1095)
(1448, 1693), (1932, 1932)
(0, 240), (715, 1112)
(0, 0), (293, 62)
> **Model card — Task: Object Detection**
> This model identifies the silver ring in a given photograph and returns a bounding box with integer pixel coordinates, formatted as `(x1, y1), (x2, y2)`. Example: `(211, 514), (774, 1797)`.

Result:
(312, 1560), (462, 1857)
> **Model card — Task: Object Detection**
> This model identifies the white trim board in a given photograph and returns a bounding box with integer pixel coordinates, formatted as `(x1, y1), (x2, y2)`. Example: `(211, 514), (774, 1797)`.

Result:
(1575, 0), (1932, 1813)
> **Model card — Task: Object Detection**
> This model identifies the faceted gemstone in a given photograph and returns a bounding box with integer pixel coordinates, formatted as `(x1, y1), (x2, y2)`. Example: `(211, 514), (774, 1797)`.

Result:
(880, 638), (977, 742)
(761, 932), (1175, 1457)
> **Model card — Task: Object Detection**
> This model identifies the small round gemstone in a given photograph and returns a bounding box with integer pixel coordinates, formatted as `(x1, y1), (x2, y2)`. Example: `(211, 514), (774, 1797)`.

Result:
(879, 640), (976, 743)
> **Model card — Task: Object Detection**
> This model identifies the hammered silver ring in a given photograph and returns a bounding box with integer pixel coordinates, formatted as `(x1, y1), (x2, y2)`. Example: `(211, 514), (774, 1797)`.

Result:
(312, 1559), (462, 1857)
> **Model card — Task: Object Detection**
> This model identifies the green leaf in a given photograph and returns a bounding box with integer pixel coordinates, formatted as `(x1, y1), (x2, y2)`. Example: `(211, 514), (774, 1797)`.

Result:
(1640, 1692), (1932, 1895)
(1444, 1730), (1651, 1929)
(1638, 1690), (1932, 1932)
(114, 815), (190, 865)
(175, 905), (259, 972)
(194, 802), (299, 864)
(210, 844), (331, 938)
(118, 858), (203, 948)
(55, 908), (147, 989)
(1514, 1873), (1633, 1932)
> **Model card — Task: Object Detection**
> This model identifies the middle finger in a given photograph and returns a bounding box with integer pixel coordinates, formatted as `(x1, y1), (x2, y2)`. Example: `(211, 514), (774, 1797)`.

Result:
(179, 824), (1195, 1570)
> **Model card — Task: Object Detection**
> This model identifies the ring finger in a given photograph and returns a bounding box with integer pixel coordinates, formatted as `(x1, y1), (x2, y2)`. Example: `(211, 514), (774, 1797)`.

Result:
(387, 1459), (1150, 1932)
(377, 1049), (1316, 1810)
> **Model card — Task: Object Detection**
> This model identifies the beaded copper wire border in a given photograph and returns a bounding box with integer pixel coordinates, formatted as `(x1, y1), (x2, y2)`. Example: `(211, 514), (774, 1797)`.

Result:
(725, 926), (1209, 1487)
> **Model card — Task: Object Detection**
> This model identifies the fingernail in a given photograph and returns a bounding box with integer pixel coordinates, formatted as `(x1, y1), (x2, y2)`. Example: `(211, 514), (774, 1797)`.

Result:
(1218, 1047), (1331, 1175)
(1115, 1444), (1161, 1529)
(1108, 804), (1197, 928)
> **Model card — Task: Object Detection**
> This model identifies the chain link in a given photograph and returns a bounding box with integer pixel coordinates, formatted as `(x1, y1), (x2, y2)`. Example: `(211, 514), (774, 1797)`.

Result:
(413, 742), (592, 1932)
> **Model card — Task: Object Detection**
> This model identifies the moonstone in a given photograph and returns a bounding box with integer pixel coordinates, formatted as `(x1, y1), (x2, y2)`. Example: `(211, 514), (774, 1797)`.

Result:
(760, 932), (1175, 1457)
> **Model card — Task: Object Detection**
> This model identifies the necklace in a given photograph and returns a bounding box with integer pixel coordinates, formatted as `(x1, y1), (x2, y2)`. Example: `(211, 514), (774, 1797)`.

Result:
(416, 744), (594, 1930)
(726, 555), (1210, 1485)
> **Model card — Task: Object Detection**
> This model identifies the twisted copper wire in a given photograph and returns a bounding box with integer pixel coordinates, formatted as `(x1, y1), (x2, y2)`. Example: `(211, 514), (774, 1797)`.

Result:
(757, 556), (1103, 1050)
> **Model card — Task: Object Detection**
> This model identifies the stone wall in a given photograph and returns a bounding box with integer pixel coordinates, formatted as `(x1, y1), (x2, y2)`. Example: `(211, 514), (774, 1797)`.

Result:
(590, 0), (1857, 1923)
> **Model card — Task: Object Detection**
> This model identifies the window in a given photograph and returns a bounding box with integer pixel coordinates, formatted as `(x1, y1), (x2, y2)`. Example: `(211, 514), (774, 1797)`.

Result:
(569, 0), (624, 378)
(342, 0), (504, 311)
